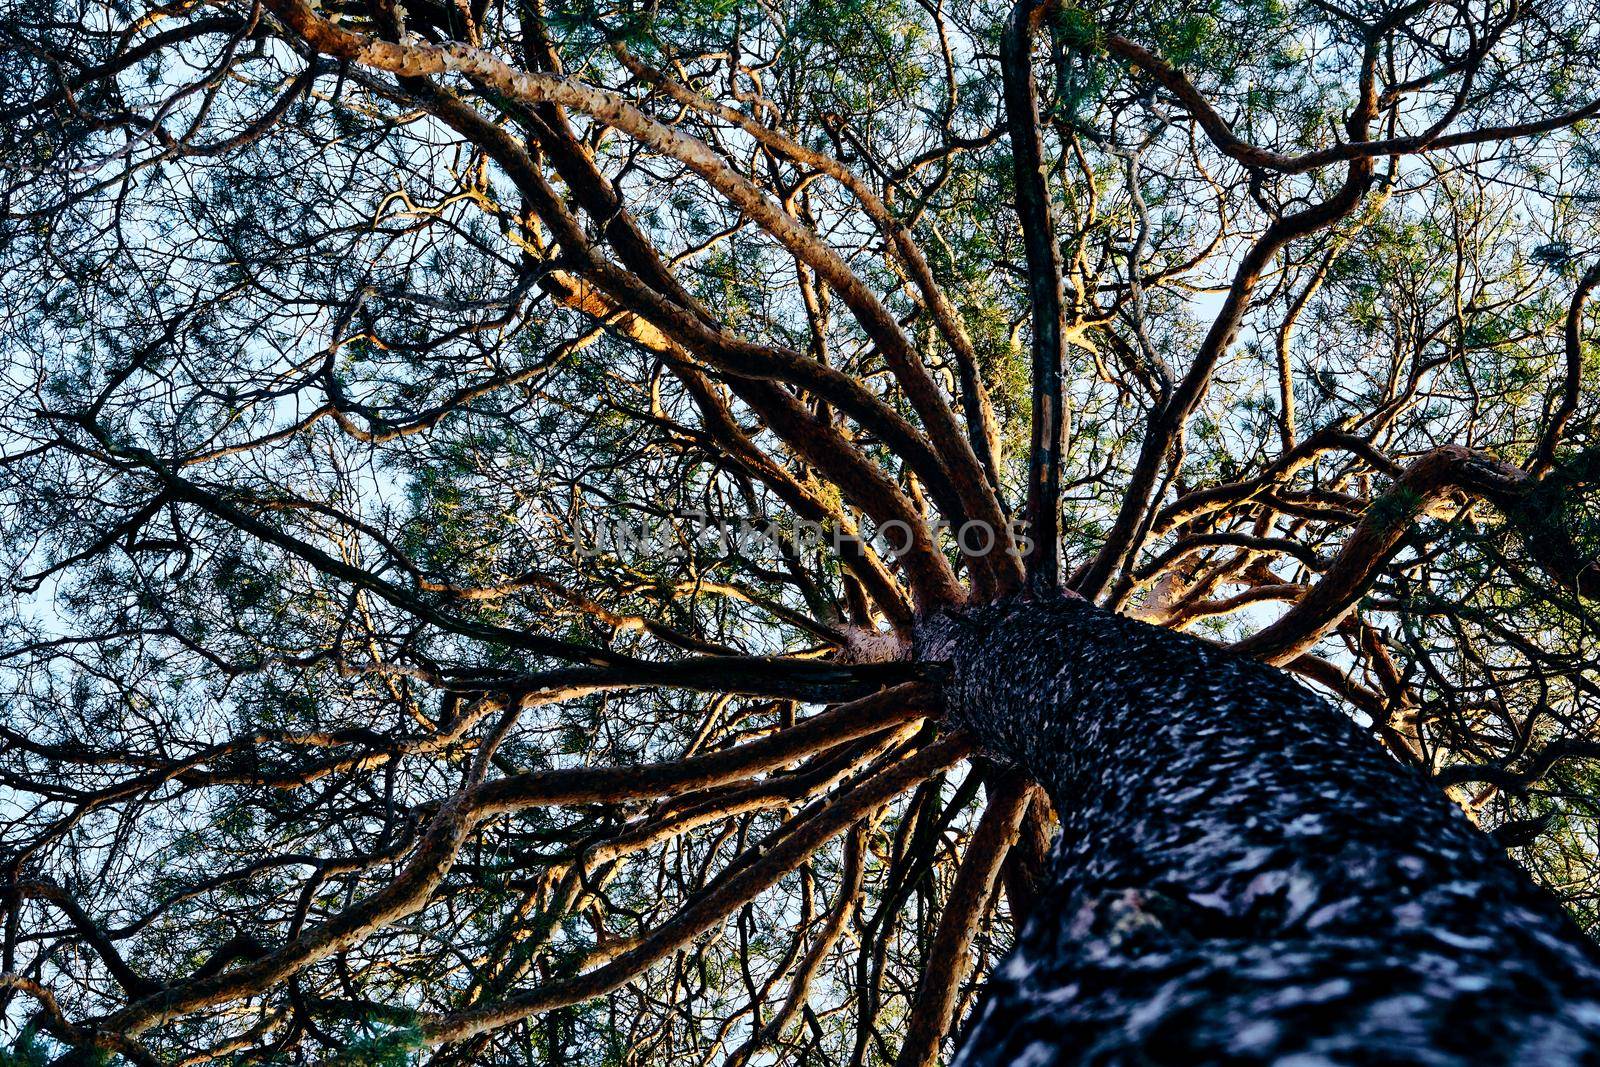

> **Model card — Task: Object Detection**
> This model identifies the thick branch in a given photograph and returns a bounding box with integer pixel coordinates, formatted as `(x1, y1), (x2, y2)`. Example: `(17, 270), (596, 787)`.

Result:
(1003, 0), (1071, 593)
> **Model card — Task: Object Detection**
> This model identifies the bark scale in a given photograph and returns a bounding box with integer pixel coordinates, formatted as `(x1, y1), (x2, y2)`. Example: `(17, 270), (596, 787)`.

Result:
(919, 597), (1600, 1065)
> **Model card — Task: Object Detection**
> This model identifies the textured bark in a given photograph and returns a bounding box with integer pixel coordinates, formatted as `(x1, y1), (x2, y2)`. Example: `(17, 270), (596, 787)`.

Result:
(1002, 0), (1070, 593)
(920, 597), (1600, 1065)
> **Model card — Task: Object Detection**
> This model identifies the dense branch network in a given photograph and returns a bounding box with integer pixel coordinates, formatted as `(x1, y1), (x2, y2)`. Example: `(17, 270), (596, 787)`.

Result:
(1, 0), (1598, 1062)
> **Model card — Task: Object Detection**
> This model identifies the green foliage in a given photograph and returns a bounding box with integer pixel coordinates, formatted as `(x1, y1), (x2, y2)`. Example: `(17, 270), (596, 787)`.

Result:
(1510, 447), (1600, 558)
(324, 1023), (424, 1067)
(1367, 485), (1425, 532)
(1052, 4), (1104, 52)
(0, 1029), (51, 1067)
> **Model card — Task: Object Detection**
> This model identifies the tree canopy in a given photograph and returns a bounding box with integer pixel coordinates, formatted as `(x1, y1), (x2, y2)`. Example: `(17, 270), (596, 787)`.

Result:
(2, 0), (1599, 1062)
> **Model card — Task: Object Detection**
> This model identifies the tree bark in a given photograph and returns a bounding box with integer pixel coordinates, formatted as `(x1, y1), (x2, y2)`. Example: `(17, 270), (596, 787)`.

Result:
(919, 597), (1600, 1065)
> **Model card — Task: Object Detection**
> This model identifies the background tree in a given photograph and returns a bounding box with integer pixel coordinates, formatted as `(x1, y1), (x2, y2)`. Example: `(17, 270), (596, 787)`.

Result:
(2, 0), (1600, 1063)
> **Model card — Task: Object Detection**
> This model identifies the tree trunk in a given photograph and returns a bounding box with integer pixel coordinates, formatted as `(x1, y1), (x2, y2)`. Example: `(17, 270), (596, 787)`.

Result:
(919, 596), (1600, 1065)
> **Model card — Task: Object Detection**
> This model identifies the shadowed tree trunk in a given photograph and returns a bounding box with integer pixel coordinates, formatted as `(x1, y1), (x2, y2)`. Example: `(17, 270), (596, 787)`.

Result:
(922, 597), (1600, 1065)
